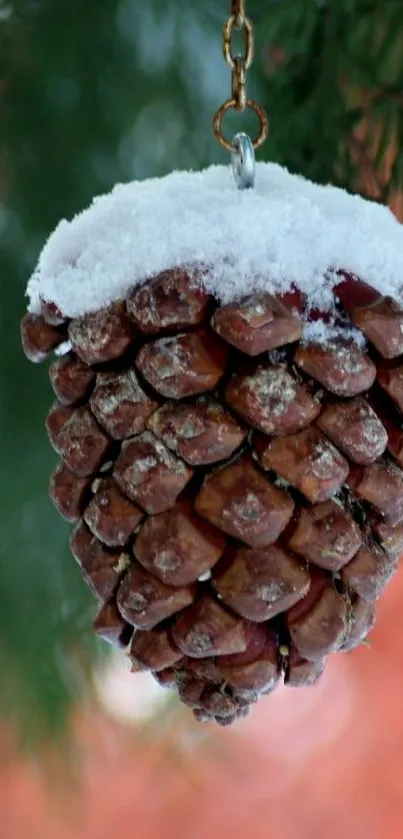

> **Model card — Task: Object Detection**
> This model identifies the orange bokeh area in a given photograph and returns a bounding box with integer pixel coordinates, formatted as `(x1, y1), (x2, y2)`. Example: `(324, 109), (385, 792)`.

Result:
(2, 567), (403, 839)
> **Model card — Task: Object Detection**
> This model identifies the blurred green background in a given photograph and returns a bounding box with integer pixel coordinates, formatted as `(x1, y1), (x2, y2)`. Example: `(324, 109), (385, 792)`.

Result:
(1, 0), (403, 749)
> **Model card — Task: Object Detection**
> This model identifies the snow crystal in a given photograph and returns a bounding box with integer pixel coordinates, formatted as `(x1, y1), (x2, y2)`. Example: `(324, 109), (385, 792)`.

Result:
(248, 367), (297, 415)
(302, 320), (366, 347)
(26, 162), (403, 319)
(113, 554), (132, 575)
(54, 339), (73, 356)
(310, 440), (340, 480)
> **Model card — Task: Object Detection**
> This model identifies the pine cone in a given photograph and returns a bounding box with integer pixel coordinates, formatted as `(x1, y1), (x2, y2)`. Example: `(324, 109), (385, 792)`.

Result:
(21, 268), (403, 725)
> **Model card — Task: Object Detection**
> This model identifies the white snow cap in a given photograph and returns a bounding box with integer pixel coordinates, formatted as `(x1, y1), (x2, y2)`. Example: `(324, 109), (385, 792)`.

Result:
(26, 162), (403, 319)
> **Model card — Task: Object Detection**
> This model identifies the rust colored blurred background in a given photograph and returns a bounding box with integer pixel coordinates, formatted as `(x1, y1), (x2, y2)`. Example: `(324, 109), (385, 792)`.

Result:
(2, 566), (403, 839)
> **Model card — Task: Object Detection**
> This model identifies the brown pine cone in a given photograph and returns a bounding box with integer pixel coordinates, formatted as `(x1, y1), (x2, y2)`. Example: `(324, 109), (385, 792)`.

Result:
(21, 269), (403, 725)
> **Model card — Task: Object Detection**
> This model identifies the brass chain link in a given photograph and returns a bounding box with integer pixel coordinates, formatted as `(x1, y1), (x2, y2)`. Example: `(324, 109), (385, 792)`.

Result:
(213, 0), (269, 153)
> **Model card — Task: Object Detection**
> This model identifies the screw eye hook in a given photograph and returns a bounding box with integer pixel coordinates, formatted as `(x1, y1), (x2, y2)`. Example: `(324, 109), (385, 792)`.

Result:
(231, 133), (255, 190)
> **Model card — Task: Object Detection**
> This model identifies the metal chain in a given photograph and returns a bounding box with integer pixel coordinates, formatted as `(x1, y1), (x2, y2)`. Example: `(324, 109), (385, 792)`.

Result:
(213, 0), (269, 153)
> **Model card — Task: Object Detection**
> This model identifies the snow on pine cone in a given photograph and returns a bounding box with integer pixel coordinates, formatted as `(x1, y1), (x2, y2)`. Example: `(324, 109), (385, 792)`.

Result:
(21, 268), (403, 726)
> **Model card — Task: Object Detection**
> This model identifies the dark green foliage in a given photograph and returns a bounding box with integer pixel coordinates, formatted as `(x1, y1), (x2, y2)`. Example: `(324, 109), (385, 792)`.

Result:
(1, 0), (403, 749)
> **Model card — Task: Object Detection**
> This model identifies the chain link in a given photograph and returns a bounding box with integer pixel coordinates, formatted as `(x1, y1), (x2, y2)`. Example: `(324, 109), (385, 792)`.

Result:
(231, 0), (246, 24)
(213, 0), (268, 153)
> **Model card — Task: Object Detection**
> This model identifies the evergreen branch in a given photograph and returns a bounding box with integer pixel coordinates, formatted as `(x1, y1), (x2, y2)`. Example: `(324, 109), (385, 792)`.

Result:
(346, 132), (389, 202)
(372, 86), (403, 109)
